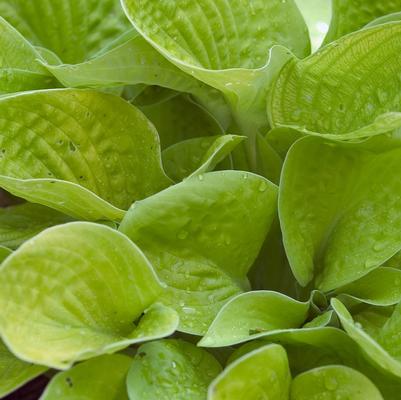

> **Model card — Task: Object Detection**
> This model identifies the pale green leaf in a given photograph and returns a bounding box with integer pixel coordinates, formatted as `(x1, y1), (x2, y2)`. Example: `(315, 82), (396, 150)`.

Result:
(291, 365), (383, 400)
(0, 222), (178, 369)
(0, 89), (170, 220)
(199, 291), (309, 347)
(162, 135), (243, 182)
(303, 311), (335, 328)
(336, 267), (401, 306)
(122, 0), (309, 136)
(127, 339), (221, 400)
(0, 340), (46, 398)
(0, 17), (56, 94)
(45, 36), (231, 128)
(208, 344), (290, 400)
(269, 23), (401, 136)
(332, 298), (401, 378)
(40, 354), (131, 400)
(280, 136), (401, 291)
(0, 203), (72, 249)
(0, 0), (131, 63)
(325, 0), (401, 43)
(120, 171), (278, 334)
(231, 327), (401, 400)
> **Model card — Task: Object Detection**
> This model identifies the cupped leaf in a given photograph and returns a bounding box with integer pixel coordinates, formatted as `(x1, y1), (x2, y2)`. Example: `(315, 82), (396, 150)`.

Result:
(269, 23), (401, 136)
(0, 89), (170, 220)
(336, 267), (401, 306)
(231, 327), (401, 400)
(0, 340), (47, 398)
(303, 311), (335, 328)
(0, 203), (72, 249)
(0, 222), (178, 369)
(40, 354), (132, 400)
(162, 135), (243, 182)
(120, 171), (278, 334)
(325, 0), (401, 44)
(332, 298), (401, 378)
(122, 0), (309, 137)
(291, 365), (383, 400)
(0, 17), (56, 94)
(45, 36), (231, 128)
(208, 344), (291, 400)
(280, 136), (401, 291)
(199, 291), (309, 347)
(0, 0), (130, 63)
(127, 339), (221, 400)
(140, 95), (224, 149)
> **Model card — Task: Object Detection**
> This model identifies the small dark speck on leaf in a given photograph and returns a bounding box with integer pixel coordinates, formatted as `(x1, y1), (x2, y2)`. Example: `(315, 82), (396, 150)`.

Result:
(138, 352), (147, 358)
(65, 377), (73, 387)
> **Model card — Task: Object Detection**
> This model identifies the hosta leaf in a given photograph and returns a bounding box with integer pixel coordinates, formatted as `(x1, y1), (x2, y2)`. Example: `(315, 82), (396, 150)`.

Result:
(0, 0), (130, 63)
(0, 340), (46, 398)
(0, 89), (170, 221)
(140, 95), (224, 149)
(199, 291), (309, 347)
(0, 17), (56, 94)
(122, 0), (309, 134)
(0, 222), (178, 369)
(0, 245), (11, 263)
(0, 203), (72, 249)
(126, 339), (221, 400)
(332, 298), (401, 378)
(45, 36), (231, 128)
(120, 171), (278, 334)
(162, 135), (243, 182)
(269, 23), (401, 136)
(364, 12), (401, 29)
(303, 311), (335, 328)
(231, 328), (401, 400)
(208, 344), (290, 400)
(40, 354), (132, 400)
(336, 267), (401, 306)
(294, 0), (331, 52)
(291, 365), (383, 400)
(280, 136), (401, 291)
(325, 0), (401, 43)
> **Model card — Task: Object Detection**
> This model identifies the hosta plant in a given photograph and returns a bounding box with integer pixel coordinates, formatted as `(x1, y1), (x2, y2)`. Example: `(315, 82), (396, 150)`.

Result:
(1, 0), (401, 399)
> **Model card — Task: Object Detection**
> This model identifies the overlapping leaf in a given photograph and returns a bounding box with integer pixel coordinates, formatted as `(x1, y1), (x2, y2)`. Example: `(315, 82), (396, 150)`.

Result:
(162, 135), (243, 182)
(0, 203), (72, 249)
(120, 171), (277, 334)
(0, 89), (170, 220)
(280, 136), (401, 291)
(325, 0), (401, 43)
(269, 23), (401, 139)
(127, 339), (221, 400)
(291, 365), (383, 399)
(122, 0), (310, 140)
(41, 354), (132, 400)
(208, 344), (290, 400)
(0, 222), (178, 369)
(0, 0), (130, 63)
(0, 17), (56, 94)
(199, 291), (309, 347)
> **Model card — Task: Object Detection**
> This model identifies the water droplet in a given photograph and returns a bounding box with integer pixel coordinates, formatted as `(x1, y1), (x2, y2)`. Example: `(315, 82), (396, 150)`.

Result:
(198, 174), (204, 181)
(258, 181), (267, 192)
(373, 242), (386, 252)
(171, 361), (177, 368)
(324, 375), (338, 391)
(355, 322), (363, 329)
(364, 259), (377, 269)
